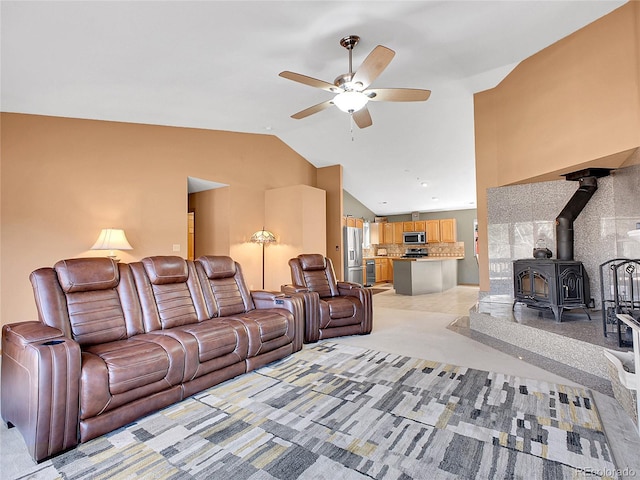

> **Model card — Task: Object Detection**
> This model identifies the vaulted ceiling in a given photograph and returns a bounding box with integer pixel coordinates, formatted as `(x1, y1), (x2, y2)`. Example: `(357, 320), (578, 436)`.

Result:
(1, 1), (626, 215)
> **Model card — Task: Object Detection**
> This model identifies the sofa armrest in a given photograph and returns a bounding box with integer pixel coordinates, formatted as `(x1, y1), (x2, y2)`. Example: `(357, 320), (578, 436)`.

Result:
(336, 283), (374, 335)
(337, 281), (365, 295)
(280, 286), (321, 344)
(281, 284), (310, 295)
(1, 322), (81, 462)
(251, 291), (305, 352)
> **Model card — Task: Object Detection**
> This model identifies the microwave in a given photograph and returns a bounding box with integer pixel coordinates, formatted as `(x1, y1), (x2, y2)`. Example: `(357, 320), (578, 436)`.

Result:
(403, 231), (426, 244)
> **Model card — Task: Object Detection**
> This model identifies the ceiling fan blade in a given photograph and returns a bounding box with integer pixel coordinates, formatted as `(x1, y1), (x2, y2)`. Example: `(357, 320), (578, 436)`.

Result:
(291, 100), (334, 119)
(352, 106), (373, 129)
(366, 88), (431, 102)
(279, 71), (338, 92)
(351, 46), (395, 90)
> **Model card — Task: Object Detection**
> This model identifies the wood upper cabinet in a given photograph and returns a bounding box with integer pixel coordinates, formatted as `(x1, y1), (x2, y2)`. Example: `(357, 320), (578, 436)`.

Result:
(383, 223), (394, 244)
(439, 218), (457, 242)
(425, 218), (457, 243)
(403, 220), (426, 232)
(393, 222), (404, 244)
(344, 217), (364, 228)
(426, 220), (441, 243)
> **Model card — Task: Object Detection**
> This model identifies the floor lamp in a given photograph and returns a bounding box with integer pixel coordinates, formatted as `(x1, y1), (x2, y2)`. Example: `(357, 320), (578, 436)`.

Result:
(250, 228), (277, 289)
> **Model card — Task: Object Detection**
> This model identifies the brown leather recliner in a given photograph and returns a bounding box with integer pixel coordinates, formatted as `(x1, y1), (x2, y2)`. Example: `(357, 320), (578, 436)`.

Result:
(1, 255), (303, 463)
(283, 254), (373, 343)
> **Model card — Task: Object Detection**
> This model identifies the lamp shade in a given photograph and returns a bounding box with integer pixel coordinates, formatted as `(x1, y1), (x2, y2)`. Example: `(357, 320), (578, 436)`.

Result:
(333, 91), (369, 113)
(250, 229), (276, 244)
(91, 229), (133, 251)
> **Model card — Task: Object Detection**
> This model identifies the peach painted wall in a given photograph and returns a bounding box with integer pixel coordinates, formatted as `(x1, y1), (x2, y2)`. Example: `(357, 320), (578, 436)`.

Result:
(265, 184), (327, 290)
(474, 2), (640, 291)
(0, 113), (319, 327)
(189, 187), (231, 257)
(317, 165), (344, 280)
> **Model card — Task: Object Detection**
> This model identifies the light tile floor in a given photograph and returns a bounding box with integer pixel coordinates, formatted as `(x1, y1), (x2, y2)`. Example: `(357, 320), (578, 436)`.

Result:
(2, 285), (639, 478)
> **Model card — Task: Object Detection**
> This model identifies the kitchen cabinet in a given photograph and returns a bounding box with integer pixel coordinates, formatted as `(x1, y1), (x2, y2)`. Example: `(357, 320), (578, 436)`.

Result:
(426, 220), (440, 243)
(403, 220), (426, 232)
(380, 259), (389, 281)
(425, 219), (457, 243)
(439, 219), (457, 242)
(369, 222), (380, 245)
(374, 257), (392, 282)
(381, 222), (403, 244)
(393, 223), (404, 244)
(383, 223), (394, 244)
(345, 217), (364, 228)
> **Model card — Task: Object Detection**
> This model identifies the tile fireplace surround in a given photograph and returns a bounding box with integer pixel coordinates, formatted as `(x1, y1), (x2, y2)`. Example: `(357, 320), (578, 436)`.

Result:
(469, 162), (640, 395)
(485, 162), (640, 309)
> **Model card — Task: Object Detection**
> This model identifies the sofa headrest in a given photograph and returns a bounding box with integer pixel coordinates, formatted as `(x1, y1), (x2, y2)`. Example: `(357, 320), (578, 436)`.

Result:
(196, 256), (237, 279)
(54, 257), (119, 293)
(142, 256), (188, 285)
(298, 254), (326, 271)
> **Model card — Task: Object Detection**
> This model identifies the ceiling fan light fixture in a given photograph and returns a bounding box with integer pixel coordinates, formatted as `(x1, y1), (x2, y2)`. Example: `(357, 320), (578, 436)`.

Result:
(333, 91), (369, 113)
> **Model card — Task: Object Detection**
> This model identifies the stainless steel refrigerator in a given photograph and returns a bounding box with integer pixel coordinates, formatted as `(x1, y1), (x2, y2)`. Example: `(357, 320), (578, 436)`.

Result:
(343, 225), (363, 285)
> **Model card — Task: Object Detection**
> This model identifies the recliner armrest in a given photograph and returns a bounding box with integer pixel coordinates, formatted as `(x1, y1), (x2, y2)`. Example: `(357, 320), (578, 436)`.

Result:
(281, 284), (310, 295)
(2, 322), (81, 462)
(337, 281), (365, 295)
(250, 291), (305, 352)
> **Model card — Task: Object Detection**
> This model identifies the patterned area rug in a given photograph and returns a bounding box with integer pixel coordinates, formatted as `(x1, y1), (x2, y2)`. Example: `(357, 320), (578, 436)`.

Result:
(21, 343), (617, 479)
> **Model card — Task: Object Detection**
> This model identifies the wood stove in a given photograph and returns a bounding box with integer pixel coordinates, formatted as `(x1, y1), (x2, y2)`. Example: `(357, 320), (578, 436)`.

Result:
(512, 168), (610, 322)
(513, 259), (592, 322)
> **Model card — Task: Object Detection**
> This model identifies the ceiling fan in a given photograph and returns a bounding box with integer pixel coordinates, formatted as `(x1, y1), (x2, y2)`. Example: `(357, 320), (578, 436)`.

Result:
(279, 35), (431, 129)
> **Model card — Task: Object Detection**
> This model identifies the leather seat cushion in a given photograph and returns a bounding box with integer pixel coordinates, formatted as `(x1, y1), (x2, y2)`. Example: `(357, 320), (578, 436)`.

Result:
(323, 297), (359, 323)
(168, 321), (246, 363)
(84, 339), (172, 395)
(228, 309), (293, 357)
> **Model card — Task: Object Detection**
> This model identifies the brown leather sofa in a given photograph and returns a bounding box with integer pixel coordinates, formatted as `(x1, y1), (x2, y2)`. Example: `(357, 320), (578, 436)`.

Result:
(1, 255), (303, 462)
(282, 254), (373, 343)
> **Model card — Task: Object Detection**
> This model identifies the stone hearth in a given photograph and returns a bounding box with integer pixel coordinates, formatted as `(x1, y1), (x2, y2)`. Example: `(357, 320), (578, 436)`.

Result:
(468, 294), (628, 395)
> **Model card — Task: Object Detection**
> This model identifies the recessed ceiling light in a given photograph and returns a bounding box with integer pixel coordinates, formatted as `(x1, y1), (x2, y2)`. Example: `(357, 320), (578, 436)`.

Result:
(431, 197), (439, 201)
(420, 182), (428, 187)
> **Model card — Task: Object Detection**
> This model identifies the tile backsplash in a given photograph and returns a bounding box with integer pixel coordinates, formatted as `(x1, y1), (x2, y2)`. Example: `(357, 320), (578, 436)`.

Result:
(364, 242), (465, 258)
(486, 162), (640, 308)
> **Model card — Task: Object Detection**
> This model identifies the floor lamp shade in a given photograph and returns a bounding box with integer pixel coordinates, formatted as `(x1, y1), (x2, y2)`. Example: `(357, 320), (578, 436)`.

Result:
(251, 228), (276, 289)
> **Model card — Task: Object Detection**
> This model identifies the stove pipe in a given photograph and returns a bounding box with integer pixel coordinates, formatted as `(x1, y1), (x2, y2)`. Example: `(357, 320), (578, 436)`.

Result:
(555, 175), (598, 261)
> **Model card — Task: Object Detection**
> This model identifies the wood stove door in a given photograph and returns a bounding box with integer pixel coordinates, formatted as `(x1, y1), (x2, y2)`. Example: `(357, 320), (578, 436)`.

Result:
(515, 267), (550, 302)
(557, 264), (585, 306)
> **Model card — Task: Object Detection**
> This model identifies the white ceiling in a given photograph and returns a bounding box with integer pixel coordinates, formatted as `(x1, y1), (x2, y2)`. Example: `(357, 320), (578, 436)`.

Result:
(1, 1), (626, 215)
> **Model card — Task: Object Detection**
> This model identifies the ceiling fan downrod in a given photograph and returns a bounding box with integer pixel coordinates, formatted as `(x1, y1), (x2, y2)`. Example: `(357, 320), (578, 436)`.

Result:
(340, 35), (360, 76)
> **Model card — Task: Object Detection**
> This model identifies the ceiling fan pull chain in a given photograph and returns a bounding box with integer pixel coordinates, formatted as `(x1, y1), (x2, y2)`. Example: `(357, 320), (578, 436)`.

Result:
(350, 114), (355, 141)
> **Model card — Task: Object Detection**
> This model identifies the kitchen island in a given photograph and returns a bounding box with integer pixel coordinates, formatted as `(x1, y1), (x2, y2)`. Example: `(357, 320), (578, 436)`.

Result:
(392, 257), (462, 295)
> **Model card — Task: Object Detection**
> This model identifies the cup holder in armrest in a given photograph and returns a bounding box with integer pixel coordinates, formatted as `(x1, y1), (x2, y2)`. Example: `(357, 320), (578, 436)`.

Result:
(41, 340), (65, 346)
